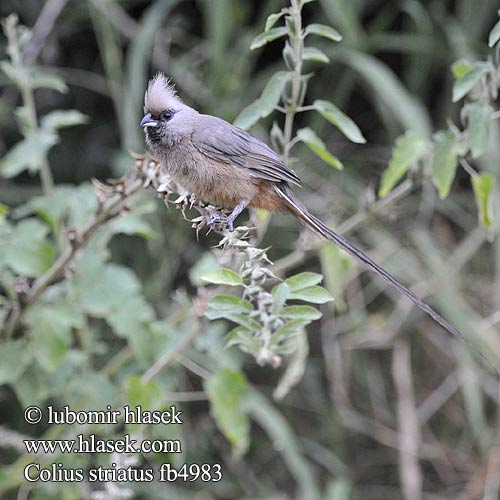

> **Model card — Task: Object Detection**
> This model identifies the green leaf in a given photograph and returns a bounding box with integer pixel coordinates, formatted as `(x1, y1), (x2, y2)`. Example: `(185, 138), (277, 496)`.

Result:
(288, 286), (334, 304)
(258, 71), (289, 117)
(250, 27), (288, 50)
(12, 364), (51, 408)
(471, 174), (494, 229)
(75, 372), (117, 411)
(0, 340), (30, 384)
(106, 295), (154, 338)
(76, 262), (143, 315)
(70, 256), (155, 357)
(189, 252), (220, 286)
(224, 326), (260, 352)
(271, 282), (290, 314)
(1, 219), (55, 277)
(284, 272), (324, 291)
(233, 100), (262, 130)
(324, 478), (353, 500)
(125, 375), (161, 411)
(205, 369), (250, 456)
(305, 23), (342, 42)
(282, 305), (322, 321)
(265, 11), (285, 31)
(26, 302), (83, 372)
(379, 131), (427, 197)
(201, 268), (243, 286)
(320, 244), (354, 311)
(273, 318), (310, 342)
(0, 130), (58, 177)
(313, 99), (366, 144)
(303, 46), (330, 63)
(14, 183), (96, 229)
(452, 65), (488, 102)
(224, 313), (261, 331)
(467, 102), (492, 159)
(41, 110), (89, 130)
(296, 127), (343, 169)
(110, 208), (156, 239)
(103, 195), (156, 240)
(0, 62), (68, 94)
(0, 203), (8, 226)
(431, 131), (459, 199)
(206, 295), (254, 319)
(488, 19), (500, 47)
(451, 59), (475, 79)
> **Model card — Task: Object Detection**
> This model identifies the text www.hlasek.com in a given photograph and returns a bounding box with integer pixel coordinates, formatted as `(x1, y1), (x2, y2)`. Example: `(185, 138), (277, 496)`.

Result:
(24, 434), (181, 455)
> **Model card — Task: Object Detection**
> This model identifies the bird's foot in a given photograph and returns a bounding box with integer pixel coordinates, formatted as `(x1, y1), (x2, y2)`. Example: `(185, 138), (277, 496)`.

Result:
(208, 213), (235, 232)
(207, 202), (248, 232)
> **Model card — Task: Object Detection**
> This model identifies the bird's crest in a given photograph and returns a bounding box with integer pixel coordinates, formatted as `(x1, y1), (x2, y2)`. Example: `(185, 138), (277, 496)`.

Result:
(144, 73), (181, 114)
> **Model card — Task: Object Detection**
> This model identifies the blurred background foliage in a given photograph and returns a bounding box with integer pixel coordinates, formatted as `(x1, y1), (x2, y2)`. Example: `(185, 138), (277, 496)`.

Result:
(0, 0), (499, 499)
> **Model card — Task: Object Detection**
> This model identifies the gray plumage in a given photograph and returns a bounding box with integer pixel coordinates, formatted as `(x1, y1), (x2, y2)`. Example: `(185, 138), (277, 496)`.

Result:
(142, 73), (300, 209)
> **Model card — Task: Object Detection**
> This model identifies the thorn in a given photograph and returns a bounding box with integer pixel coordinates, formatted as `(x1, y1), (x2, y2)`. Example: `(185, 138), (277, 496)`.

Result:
(91, 177), (113, 194)
(66, 227), (81, 247)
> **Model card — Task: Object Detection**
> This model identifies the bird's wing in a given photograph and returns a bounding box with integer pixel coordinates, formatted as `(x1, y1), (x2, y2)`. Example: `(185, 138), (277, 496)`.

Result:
(191, 115), (301, 186)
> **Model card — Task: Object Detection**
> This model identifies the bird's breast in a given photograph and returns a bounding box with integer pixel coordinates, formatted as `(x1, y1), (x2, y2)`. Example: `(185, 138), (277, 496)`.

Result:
(158, 144), (259, 209)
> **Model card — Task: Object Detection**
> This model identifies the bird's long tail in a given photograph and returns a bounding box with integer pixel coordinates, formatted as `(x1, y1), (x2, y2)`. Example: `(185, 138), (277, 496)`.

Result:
(274, 185), (497, 373)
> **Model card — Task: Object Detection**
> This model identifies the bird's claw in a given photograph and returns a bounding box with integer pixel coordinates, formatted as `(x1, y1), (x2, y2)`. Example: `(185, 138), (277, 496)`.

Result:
(208, 214), (234, 232)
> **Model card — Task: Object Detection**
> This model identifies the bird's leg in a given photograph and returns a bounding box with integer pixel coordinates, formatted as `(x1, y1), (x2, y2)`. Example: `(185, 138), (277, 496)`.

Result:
(226, 202), (247, 231)
(208, 201), (248, 232)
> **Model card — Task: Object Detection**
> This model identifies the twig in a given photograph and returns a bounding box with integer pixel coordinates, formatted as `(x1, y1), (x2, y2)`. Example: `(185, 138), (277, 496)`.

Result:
(459, 158), (478, 177)
(417, 372), (460, 425)
(142, 324), (203, 382)
(393, 338), (423, 500)
(161, 391), (208, 401)
(283, 0), (304, 162)
(177, 354), (212, 380)
(23, 0), (69, 64)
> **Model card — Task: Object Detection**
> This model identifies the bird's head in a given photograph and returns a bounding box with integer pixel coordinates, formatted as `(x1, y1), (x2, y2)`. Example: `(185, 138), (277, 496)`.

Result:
(141, 73), (193, 146)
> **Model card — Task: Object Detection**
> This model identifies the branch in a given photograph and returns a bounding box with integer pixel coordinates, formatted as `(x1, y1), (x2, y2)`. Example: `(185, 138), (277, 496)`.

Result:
(4, 156), (151, 338)
(23, 0), (69, 64)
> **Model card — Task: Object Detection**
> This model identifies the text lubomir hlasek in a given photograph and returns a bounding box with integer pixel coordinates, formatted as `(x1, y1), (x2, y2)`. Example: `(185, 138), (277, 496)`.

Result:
(46, 405), (183, 425)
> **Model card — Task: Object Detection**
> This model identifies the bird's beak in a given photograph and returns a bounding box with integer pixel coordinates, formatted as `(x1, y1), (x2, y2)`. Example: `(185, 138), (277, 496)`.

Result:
(140, 113), (159, 128)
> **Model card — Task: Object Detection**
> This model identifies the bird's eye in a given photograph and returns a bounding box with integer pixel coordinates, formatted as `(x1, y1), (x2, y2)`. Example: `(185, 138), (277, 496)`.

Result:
(160, 109), (174, 121)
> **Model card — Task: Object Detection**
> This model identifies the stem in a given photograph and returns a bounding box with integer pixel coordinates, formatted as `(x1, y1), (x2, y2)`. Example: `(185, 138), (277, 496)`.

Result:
(283, 0), (304, 162)
(296, 105), (315, 112)
(20, 84), (55, 196)
(459, 158), (478, 177)
(3, 15), (55, 196)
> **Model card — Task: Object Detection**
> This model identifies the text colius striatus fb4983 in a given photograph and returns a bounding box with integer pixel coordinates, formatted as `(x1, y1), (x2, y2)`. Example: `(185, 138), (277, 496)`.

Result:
(141, 72), (496, 373)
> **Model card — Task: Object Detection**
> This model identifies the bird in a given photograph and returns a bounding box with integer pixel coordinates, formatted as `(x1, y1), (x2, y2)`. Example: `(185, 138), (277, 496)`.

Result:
(140, 72), (494, 370)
